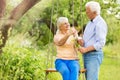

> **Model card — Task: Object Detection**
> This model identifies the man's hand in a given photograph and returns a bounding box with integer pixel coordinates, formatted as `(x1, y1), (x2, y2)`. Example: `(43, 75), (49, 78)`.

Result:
(78, 46), (95, 54)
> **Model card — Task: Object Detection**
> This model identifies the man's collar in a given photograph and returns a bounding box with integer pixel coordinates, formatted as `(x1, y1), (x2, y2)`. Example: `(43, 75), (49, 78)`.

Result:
(90, 15), (100, 23)
(90, 19), (93, 22)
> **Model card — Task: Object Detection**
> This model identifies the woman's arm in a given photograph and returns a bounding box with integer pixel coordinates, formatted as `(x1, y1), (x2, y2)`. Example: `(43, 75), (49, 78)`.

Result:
(54, 29), (75, 46)
(54, 34), (70, 46)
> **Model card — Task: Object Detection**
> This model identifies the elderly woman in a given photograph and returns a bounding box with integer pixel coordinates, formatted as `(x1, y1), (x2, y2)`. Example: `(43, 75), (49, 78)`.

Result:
(54, 17), (80, 80)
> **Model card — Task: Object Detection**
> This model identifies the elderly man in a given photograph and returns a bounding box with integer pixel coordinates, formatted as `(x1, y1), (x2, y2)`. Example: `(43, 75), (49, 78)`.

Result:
(78, 1), (108, 80)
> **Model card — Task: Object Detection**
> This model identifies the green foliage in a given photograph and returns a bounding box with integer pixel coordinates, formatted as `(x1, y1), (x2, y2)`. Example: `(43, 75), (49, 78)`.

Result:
(47, 73), (62, 80)
(0, 31), (3, 45)
(104, 43), (120, 58)
(29, 23), (53, 47)
(104, 14), (120, 44)
(39, 0), (87, 26)
(0, 42), (46, 80)
(100, 2), (120, 45)
(0, 33), (58, 79)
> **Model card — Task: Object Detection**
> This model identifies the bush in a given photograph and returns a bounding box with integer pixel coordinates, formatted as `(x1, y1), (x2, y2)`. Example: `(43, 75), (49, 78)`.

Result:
(0, 43), (46, 80)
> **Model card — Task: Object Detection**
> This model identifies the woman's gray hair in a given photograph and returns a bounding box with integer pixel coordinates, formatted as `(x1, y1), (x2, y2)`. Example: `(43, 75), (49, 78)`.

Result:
(85, 1), (101, 15)
(55, 17), (68, 34)
(57, 17), (68, 29)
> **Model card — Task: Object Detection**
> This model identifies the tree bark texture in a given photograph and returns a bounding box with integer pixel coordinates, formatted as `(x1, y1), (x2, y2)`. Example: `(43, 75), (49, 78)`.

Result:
(0, 0), (41, 53)
(0, 0), (6, 18)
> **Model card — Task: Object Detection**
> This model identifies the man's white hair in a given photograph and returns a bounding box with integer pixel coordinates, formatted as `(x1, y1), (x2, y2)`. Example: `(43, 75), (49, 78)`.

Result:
(85, 1), (101, 15)
(57, 17), (68, 29)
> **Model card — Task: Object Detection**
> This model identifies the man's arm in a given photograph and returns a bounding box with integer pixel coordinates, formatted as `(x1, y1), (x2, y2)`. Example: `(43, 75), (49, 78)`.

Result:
(78, 46), (95, 54)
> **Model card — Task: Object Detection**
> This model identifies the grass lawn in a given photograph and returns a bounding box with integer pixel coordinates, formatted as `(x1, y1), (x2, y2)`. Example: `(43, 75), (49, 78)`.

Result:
(46, 55), (120, 80)
(99, 55), (120, 80)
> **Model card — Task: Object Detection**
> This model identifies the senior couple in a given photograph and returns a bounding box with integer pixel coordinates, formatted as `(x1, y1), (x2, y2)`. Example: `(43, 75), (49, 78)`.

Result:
(53, 1), (107, 80)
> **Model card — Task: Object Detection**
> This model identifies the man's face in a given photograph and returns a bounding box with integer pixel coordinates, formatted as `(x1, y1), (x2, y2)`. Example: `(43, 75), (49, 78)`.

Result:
(86, 7), (95, 20)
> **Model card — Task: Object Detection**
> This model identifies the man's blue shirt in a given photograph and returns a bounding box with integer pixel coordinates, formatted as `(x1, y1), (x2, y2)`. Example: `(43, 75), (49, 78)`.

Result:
(83, 15), (108, 51)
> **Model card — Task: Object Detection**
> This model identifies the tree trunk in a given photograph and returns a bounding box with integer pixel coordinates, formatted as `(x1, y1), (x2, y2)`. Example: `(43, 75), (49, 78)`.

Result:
(0, 0), (41, 53)
(0, 0), (6, 18)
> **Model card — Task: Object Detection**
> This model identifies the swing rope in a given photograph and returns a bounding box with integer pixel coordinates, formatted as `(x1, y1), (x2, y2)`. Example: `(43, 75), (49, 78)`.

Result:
(72, 0), (74, 27)
(79, 0), (86, 80)
(45, 0), (54, 70)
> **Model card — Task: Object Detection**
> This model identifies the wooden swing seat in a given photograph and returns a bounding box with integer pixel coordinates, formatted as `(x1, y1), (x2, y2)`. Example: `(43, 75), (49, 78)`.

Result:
(45, 68), (86, 74)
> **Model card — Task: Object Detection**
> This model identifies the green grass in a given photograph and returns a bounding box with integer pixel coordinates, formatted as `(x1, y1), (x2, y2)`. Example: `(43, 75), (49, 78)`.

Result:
(99, 56), (120, 80)
(46, 55), (120, 80)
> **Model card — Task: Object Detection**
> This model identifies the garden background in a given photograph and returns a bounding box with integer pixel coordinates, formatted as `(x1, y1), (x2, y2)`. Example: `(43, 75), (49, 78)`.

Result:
(0, 0), (120, 80)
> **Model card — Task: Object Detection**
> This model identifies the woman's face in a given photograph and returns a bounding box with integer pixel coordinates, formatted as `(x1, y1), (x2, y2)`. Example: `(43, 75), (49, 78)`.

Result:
(59, 21), (70, 31)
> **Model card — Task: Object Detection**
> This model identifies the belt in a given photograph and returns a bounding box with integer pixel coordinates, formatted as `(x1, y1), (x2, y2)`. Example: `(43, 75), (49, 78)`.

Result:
(87, 50), (96, 53)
